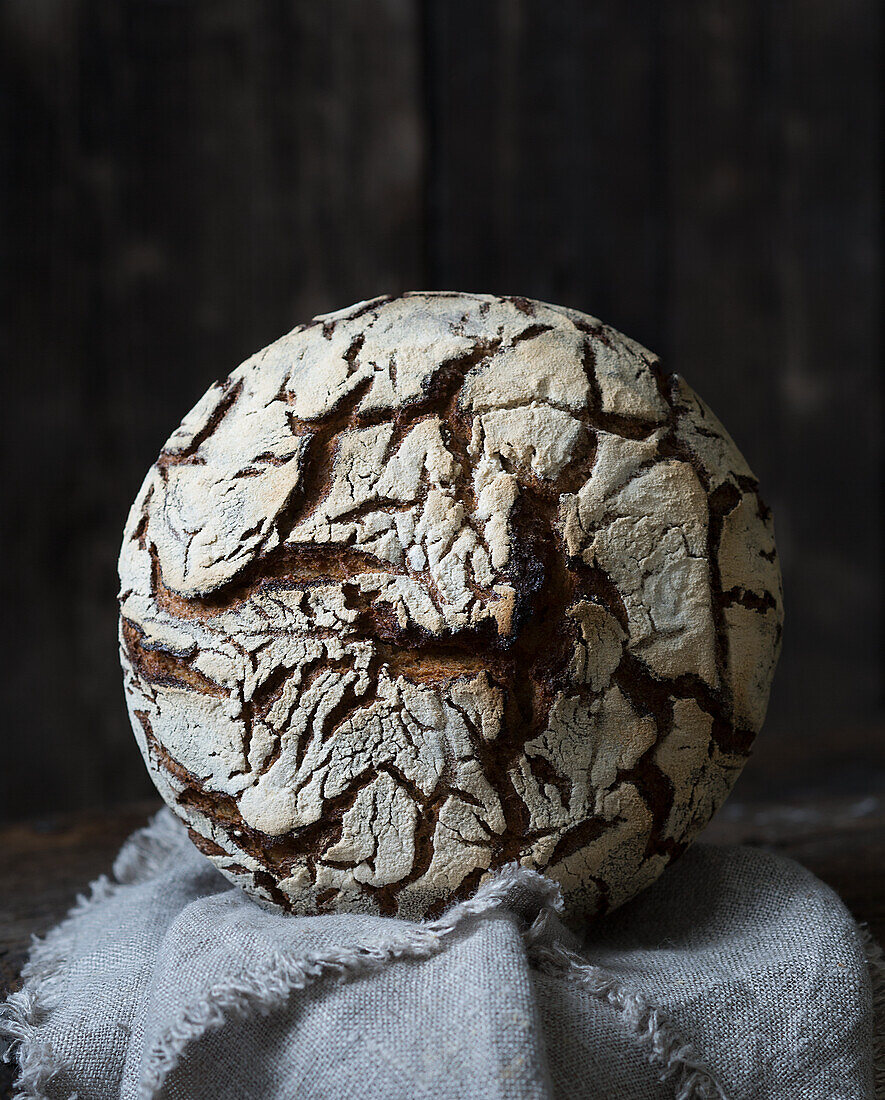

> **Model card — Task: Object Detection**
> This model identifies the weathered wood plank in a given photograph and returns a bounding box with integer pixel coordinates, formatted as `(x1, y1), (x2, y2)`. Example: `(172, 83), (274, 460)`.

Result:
(0, 0), (426, 822)
(766, 0), (881, 755)
(661, 0), (882, 754)
(0, 803), (163, 993)
(425, 0), (665, 348)
(0, 0), (881, 823)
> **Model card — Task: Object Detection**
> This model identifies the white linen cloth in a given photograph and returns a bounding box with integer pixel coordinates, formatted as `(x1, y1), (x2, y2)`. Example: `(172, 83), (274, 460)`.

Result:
(2, 809), (882, 1100)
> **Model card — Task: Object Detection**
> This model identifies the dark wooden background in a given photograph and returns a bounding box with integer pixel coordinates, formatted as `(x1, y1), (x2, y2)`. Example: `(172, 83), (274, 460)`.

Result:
(0, 1), (881, 822)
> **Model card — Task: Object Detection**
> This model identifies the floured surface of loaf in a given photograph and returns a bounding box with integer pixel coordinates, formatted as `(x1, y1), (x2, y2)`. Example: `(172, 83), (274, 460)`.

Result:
(119, 292), (783, 919)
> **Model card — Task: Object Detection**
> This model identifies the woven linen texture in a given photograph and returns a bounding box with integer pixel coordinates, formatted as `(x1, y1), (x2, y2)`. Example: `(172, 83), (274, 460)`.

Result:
(1, 810), (879, 1100)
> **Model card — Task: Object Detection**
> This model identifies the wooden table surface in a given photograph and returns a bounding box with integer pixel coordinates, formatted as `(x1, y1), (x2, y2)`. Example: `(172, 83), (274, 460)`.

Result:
(1, 794), (883, 1094)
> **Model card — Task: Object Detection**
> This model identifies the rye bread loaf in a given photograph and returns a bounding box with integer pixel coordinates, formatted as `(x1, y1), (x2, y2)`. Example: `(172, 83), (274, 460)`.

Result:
(119, 292), (783, 920)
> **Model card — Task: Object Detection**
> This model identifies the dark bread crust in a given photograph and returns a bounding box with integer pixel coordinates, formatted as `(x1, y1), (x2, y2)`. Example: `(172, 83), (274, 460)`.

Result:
(119, 292), (783, 919)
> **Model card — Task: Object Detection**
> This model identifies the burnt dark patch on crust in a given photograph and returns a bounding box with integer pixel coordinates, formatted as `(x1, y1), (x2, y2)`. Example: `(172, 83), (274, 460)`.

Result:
(511, 323), (554, 345)
(152, 541), (404, 621)
(122, 293), (781, 921)
(187, 829), (227, 858)
(122, 619), (223, 696)
(705, 480), (744, 714)
(721, 587), (778, 613)
(547, 817), (609, 869)
(579, 339), (662, 440)
(275, 374), (376, 534)
(506, 296), (537, 316)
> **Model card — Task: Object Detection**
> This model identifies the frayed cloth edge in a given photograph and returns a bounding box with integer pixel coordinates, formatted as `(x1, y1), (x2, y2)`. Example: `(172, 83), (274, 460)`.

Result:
(136, 861), (563, 1100)
(0, 876), (117, 1100)
(0, 988), (67, 1100)
(529, 942), (728, 1100)
(3, 806), (881, 1100)
(0, 810), (184, 1100)
(859, 925), (885, 1100)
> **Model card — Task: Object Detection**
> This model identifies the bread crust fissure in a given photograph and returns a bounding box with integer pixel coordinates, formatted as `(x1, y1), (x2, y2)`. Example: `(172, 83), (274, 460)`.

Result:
(119, 292), (783, 920)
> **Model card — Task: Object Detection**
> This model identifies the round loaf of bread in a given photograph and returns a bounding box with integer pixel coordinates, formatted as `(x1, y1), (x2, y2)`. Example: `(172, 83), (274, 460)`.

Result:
(119, 292), (783, 920)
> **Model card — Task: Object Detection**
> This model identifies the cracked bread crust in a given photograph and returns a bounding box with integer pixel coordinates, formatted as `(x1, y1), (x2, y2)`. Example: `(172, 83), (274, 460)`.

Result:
(118, 291), (783, 921)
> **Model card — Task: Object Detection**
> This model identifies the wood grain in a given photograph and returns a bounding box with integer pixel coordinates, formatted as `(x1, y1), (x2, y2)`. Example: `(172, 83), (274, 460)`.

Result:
(661, 0), (882, 747)
(0, 3), (881, 827)
(425, 0), (665, 347)
(0, 0), (426, 821)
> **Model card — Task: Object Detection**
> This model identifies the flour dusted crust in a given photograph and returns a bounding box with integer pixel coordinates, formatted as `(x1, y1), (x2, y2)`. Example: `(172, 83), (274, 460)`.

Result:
(119, 292), (783, 920)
